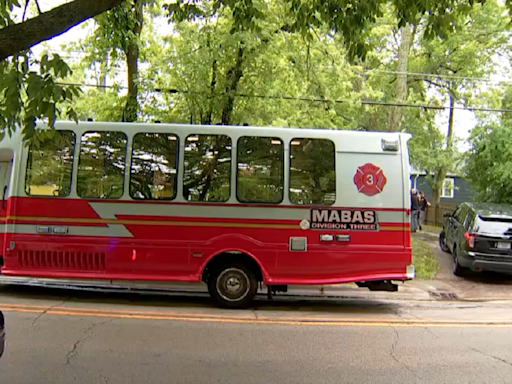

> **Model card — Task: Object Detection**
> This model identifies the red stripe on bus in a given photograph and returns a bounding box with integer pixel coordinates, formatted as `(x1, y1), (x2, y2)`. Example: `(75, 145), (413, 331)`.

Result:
(10, 196), (408, 212)
(5, 215), (409, 229)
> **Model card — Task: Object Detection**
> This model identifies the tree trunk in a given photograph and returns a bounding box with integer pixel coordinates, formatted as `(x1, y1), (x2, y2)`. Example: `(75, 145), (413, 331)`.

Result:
(430, 91), (456, 220)
(446, 90), (456, 150)
(203, 59), (217, 125)
(123, 0), (144, 122)
(221, 47), (245, 125)
(431, 187), (441, 225)
(0, 0), (123, 60)
(387, 24), (414, 132)
(100, 52), (109, 90)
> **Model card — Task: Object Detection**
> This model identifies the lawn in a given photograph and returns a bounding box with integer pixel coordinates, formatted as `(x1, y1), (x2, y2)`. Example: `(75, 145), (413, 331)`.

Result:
(422, 224), (442, 233)
(412, 237), (439, 279)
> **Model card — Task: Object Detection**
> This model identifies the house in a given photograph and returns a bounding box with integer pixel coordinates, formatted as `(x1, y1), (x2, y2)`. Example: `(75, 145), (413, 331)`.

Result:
(410, 169), (473, 225)
(410, 168), (473, 205)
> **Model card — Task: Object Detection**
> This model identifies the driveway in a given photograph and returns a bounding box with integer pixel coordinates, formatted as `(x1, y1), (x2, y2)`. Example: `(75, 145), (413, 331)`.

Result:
(413, 231), (512, 301)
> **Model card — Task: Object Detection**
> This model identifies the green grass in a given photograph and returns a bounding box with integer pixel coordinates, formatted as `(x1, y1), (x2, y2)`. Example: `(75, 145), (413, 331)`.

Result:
(412, 237), (439, 279)
(422, 224), (442, 233)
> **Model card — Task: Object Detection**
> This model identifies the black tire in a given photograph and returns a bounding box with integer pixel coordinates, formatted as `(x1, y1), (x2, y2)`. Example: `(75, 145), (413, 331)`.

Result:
(439, 231), (450, 253)
(453, 248), (467, 277)
(208, 263), (258, 309)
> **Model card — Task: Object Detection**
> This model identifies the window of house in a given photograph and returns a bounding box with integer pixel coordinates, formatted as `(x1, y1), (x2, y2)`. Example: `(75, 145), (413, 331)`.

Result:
(289, 138), (336, 205)
(130, 132), (178, 200)
(77, 131), (127, 199)
(441, 178), (455, 198)
(237, 136), (284, 203)
(183, 134), (231, 202)
(25, 130), (76, 197)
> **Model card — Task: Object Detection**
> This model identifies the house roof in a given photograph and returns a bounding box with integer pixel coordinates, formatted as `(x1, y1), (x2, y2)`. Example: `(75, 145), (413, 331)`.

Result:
(410, 166), (461, 177)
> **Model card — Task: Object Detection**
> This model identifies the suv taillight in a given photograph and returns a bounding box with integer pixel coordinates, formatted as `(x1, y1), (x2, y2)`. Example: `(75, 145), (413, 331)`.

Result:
(464, 232), (475, 248)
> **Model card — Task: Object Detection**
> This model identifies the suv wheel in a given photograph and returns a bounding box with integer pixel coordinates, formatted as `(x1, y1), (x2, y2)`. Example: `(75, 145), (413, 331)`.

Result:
(453, 248), (467, 277)
(439, 231), (450, 253)
(208, 263), (258, 309)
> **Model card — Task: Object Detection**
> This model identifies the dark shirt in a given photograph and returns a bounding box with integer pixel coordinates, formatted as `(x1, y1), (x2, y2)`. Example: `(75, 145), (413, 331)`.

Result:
(411, 193), (419, 210)
(420, 197), (429, 211)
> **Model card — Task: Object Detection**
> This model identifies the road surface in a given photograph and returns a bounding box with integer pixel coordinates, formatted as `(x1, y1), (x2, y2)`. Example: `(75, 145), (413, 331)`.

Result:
(1, 285), (512, 384)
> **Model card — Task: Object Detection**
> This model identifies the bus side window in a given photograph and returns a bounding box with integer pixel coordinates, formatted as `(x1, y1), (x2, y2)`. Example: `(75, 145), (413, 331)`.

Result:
(25, 130), (76, 197)
(130, 132), (178, 200)
(289, 138), (336, 205)
(77, 131), (127, 199)
(237, 136), (284, 204)
(183, 134), (231, 202)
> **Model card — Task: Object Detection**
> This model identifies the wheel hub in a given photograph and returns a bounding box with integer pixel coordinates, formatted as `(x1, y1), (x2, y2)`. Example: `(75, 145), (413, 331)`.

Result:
(225, 276), (242, 294)
(216, 268), (250, 302)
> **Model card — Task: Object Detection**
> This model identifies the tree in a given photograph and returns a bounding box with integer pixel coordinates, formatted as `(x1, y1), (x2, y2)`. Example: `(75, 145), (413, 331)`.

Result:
(1, 0), (497, 61)
(408, 0), (510, 204)
(466, 87), (512, 203)
(0, 0), (123, 60)
(1, 0), (499, 136)
(466, 123), (512, 204)
(89, 0), (149, 122)
(387, 23), (414, 132)
(0, 0), (123, 138)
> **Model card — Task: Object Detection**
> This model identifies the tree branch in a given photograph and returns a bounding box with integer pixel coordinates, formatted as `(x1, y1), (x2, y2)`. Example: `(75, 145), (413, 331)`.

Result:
(423, 78), (448, 91)
(0, 0), (123, 60)
(35, 0), (42, 15)
(22, 0), (31, 21)
(439, 65), (457, 74)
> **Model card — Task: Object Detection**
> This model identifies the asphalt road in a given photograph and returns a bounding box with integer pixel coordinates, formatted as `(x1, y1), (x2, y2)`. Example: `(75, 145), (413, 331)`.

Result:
(1, 285), (512, 384)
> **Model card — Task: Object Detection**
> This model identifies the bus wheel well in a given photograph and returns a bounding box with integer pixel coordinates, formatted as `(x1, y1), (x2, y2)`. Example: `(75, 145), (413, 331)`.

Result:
(202, 252), (263, 283)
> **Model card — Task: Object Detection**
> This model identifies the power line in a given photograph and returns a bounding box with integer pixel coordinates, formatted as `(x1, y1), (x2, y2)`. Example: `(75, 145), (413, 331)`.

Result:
(57, 81), (512, 113)
(61, 66), (511, 88)
(369, 69), (512, 85)
(42, 47), (512, 85)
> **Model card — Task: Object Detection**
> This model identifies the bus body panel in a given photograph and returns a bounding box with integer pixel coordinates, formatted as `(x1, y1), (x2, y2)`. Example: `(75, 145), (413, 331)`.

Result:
(0, 121), (413, 287)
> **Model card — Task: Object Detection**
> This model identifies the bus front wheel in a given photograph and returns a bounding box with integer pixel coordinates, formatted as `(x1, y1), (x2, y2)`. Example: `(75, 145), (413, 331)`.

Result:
(208, 263), (258, 309)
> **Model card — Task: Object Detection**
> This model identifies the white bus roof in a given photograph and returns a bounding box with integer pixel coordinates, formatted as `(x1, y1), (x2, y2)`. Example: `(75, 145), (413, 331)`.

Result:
(1, 121), (411, 155)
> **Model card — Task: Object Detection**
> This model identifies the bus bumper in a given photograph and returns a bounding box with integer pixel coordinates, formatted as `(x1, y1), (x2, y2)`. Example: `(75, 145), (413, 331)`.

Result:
(406, 264), (415, 279)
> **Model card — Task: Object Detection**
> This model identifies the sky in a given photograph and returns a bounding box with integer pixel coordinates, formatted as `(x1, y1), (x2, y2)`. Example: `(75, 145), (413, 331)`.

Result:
(18, 0), (495, 151)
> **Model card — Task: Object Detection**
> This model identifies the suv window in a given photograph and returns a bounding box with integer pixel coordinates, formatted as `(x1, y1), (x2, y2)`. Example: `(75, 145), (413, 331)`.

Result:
(464, 210), (476, 230)
(454, 204), (468, 223)
(473, 216), (512, 235)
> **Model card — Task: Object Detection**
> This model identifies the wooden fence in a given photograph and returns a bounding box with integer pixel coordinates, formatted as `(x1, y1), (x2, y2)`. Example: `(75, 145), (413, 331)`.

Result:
(424, 203), (457, 227)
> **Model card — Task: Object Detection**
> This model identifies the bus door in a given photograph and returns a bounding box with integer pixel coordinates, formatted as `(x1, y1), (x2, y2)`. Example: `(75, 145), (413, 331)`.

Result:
(0, 157), (13, 251)
(0, 159), (13, 213)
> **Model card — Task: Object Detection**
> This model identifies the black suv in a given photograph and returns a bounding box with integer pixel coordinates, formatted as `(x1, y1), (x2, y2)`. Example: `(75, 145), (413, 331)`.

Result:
(439, 202), (512, 276)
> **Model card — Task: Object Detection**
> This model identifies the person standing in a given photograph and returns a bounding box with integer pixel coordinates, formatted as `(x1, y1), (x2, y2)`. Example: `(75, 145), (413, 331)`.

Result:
(411, 189), (420, 232)
(418, 191), (431, 231)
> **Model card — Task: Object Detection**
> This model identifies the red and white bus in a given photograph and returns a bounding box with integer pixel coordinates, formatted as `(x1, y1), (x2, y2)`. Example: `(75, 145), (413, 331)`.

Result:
(0, 121), (413, 308)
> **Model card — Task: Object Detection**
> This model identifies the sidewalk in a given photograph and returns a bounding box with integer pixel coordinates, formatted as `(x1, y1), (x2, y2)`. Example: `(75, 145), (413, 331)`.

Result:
(281, 283), (432, 301)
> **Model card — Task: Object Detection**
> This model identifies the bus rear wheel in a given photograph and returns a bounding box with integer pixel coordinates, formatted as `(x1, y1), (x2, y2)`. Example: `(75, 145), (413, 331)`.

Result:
(208, 263), (258, 309)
